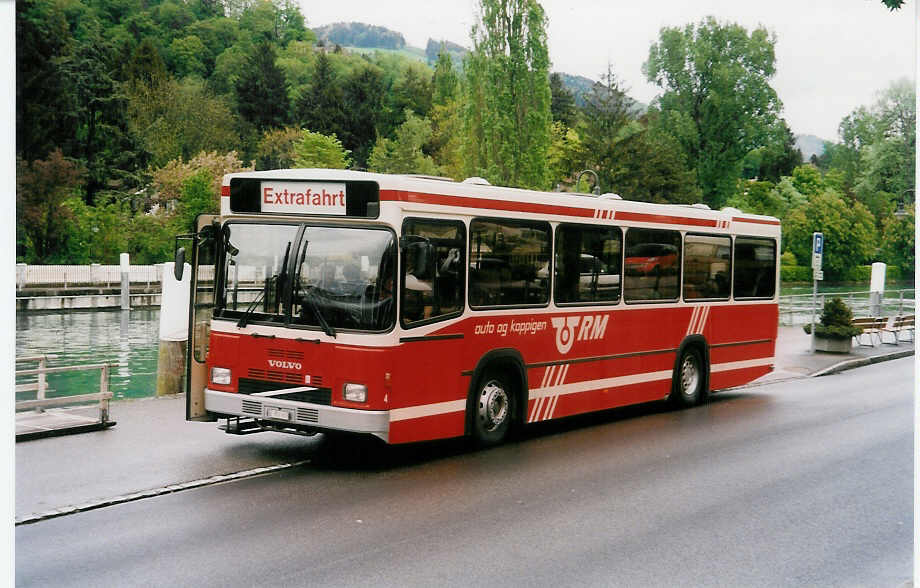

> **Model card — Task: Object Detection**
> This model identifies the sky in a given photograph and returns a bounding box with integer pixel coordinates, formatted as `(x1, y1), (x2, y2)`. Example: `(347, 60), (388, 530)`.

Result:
(300, 0), (916, 141)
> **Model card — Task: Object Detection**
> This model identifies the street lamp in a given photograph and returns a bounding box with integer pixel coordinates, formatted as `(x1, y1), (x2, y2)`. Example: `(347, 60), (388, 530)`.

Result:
(575, 170), (601, 196)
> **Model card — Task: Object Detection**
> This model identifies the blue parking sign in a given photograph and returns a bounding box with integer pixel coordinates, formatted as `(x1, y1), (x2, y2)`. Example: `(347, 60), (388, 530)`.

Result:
(813, 232), (823, 254)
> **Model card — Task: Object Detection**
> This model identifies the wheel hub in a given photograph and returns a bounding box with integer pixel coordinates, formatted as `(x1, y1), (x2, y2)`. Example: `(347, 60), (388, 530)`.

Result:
(681, 355), (699, 398)
(479, 381), (508, 432)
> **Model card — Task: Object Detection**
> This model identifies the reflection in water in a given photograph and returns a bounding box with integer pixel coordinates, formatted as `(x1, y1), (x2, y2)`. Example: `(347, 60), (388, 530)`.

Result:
(16, 309), (163, 400)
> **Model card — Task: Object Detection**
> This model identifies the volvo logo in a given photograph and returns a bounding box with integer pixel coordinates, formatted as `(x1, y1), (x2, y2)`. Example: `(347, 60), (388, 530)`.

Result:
(268, 360), (302, 370)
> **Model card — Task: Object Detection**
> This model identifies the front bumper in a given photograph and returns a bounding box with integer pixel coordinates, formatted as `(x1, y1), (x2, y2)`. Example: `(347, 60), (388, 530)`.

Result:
(205, 388), (390, 442)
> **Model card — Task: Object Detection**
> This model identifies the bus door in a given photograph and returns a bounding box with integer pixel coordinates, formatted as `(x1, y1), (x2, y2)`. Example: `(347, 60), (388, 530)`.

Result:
(184, 215), (219, 421)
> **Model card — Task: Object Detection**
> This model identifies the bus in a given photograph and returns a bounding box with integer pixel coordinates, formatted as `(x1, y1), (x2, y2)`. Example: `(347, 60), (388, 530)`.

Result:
(177, 169), (779, 447)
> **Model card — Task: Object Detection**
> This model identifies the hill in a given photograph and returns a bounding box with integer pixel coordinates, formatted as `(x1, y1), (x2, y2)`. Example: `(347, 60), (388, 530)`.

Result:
(313, 22), (406, 49)
(795, 134), (828, 161)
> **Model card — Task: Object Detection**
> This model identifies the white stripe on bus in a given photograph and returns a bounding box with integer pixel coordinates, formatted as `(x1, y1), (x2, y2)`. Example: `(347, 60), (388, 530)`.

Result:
(389, 357), (773, 423)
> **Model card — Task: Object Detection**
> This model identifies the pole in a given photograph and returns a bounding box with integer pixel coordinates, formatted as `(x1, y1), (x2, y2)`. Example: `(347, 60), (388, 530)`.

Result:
(120, 252), (131, 310)
(810, 277), (817, 353)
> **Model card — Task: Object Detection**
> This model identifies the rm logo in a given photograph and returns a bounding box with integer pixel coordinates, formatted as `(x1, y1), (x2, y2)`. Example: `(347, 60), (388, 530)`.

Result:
(551, 314), (610, 354)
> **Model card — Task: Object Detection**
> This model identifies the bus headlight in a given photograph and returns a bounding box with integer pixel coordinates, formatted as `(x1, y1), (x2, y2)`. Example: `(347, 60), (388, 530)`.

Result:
(343, 383), (367, 403)
(211, 367), (232, 385)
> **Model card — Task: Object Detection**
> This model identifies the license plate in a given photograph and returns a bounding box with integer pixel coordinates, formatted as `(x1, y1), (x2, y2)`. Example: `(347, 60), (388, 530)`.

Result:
(265, 407), (292, 421)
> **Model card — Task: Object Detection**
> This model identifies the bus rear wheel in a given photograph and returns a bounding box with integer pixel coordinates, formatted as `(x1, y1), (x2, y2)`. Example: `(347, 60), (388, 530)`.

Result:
(472, 369), (514, 447)
(672, 347), (705, 408)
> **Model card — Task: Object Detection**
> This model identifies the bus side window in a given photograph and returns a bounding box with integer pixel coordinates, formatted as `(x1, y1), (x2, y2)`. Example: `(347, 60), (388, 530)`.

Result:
(555, 224), (622, 304)
(401, 218), (466, 326)
(734, 237), (776, 299)
(623, 228), (681, 303)
(683, 234), (732, 300)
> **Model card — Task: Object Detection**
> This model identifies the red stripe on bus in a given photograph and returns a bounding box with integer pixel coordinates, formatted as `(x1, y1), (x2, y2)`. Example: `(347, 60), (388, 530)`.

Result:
(732, 216), (780, 226)
(387, 192), (597, 218)
(221, 185), (230, 196)
(614, 211), (718, 227)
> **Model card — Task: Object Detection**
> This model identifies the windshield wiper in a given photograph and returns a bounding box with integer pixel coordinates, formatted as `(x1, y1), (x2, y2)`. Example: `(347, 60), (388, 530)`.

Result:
(236, 275), (273, 328)
(290, 239), (336, 338)
(302, 286), (336, 338)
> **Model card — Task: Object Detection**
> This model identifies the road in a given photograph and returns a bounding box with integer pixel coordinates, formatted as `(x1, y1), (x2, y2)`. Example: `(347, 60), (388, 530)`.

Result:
(16, 358), (913, 587)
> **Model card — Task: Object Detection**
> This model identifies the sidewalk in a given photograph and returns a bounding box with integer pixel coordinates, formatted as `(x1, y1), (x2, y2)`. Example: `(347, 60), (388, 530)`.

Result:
(15, 326), (914, 522)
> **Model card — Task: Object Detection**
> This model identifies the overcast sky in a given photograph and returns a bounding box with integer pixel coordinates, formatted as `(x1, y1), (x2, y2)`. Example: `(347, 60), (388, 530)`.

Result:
(301, 0), (915, 141)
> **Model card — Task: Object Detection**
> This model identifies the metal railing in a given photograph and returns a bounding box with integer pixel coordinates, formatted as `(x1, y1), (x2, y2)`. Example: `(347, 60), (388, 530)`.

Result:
(15, 355), (116, 423)
(779, 289), (915, 326)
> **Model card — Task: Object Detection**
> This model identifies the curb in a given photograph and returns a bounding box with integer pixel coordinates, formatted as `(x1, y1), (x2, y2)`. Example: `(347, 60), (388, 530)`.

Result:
(810, 348), (914, 377)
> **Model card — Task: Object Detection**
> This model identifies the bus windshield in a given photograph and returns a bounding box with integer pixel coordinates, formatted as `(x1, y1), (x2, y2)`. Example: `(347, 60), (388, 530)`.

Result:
(218, 223), (397, 332)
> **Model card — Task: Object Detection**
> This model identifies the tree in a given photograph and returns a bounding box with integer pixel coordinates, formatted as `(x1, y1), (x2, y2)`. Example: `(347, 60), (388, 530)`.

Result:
(549, 72), (576, 127)
(644, 17), (782, 208)
(255, 127), (303, 170)
(340, 66), (385, 166)
(368, 111), (439, 175)
(292, 130), (351, 169)
(463, 0), (552, 189)
(572, 68), (700, 204)
(432, 48), (459, 107)
(294, 51), (346, 137)
(783, 190), (877, 279)
(880, 210), (914, 277)
(756, 120), (802, 182)
(236, 41), (289, 131)
(127, 77), (240, 168)
(152, 151), (252, 207)
(16, 0), (79, 162)
(16, 150), (86, 263)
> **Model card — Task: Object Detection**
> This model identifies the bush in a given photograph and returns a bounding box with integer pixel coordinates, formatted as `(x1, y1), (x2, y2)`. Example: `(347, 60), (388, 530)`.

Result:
(781, 265), (811, 282)
(839, 264), (903, 283)
(802, 297), (861, 339)
(780, 251), (797, 266)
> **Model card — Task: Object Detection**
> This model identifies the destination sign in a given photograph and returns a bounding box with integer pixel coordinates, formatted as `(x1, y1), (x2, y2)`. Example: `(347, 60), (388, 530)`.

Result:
(260, 181), (347, 215)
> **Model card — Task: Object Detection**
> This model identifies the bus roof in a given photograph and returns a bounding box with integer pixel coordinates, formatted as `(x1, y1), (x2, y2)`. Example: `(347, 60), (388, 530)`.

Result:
(221, 169), (780, 232)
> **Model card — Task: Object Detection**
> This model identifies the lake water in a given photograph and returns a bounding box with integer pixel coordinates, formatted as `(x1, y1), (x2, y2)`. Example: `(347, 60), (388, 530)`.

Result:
(16, 309), (162, 401)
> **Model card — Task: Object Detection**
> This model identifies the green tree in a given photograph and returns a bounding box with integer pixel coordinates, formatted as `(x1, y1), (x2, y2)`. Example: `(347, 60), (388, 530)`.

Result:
(340, 66), (385, 166)
(292, 130), (351, 168)
(368, 111), (439, 175)
(879, 210), (914, 277)
(783, 191), (877, 279)
(126, 77), (240, 167)
(16, 0), (79, 161)
(255, 127), (303, 170)
(790, 164), (825, 197)
(549, 72), (576, 127)
(432, 48), (459, 107)
(464, 0), (552, 189)
(16, 150), (86, 263)
(236, 41), (289, 131)
(644, 17), (782, 208)
(294, 51), (346, 137)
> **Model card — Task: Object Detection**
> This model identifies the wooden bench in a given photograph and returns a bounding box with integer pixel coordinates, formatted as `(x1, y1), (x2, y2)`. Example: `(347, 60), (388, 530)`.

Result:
(851, 317), (887, 347)
(881, 314), (915, 345)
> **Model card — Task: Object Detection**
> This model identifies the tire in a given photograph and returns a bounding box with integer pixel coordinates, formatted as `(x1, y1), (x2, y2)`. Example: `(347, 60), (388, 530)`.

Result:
(671, 347), (705, 408)
(471, 368), (515, 447)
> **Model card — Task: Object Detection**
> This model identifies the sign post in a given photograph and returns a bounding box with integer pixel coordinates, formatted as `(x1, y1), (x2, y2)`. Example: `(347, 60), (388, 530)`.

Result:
(810, 232), (823, 352)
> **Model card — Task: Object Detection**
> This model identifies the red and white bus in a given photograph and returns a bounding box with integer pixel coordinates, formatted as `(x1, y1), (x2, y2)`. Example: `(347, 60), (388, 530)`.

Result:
(179, 169), (779, 447)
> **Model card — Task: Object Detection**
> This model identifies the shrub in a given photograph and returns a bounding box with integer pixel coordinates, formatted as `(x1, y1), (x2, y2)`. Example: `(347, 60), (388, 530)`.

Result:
(781, 265), (811, 282)
(803, 297), (861, 339)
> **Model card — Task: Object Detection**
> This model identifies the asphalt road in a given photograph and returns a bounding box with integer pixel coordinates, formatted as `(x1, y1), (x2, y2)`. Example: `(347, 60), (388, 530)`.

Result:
(16, 358), (913, 587)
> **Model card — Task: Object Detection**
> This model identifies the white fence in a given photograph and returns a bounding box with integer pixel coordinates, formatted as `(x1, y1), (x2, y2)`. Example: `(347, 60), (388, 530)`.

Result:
(16, 264), (165, 289)
(16, 263), (250, 290)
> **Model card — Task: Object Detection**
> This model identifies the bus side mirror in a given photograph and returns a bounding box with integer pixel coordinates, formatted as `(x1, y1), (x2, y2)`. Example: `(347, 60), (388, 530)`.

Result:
(174, 247), (186, 281)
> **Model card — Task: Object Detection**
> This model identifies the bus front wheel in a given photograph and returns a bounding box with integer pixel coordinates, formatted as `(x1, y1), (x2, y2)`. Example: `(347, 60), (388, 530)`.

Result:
(672, 347), (705, 408)
(472, 369), (514, 447)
